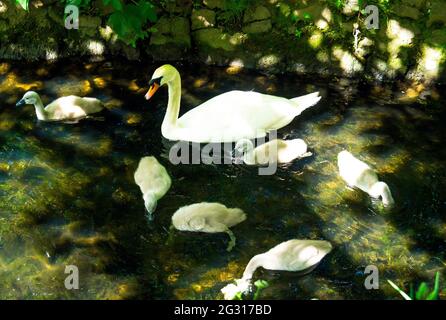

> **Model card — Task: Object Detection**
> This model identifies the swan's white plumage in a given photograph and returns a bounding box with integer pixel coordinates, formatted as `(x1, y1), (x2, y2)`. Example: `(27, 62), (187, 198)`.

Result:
(147, 65), (321, 143)
(221, 239), (332, 299)
(234, 138), (311, 165)
(17, 91), (104, 121)
(248, 239), (332, 273)
(337, 150), (395, 207)
(134, 156), (171, 219)
(171, 202), (246, 251)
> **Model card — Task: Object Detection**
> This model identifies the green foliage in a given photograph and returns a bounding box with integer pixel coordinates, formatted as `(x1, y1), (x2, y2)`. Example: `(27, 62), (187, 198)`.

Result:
(103, 0), (122, 11)
(107, 0), (157, 47)
(363, 0), (391, 14)
(327, 0), (344, 10)
(387, 272), (441, 300)
(253, 280), (269, 300)
(63, 0), (91, 8)
(15, 0), (28, 11)
(13, 0), (158, 48)
(231, 280), (270, 300)
(294, 29), (302, 39)
(275, 2), (315, 41)
(219, 0), (254, 27)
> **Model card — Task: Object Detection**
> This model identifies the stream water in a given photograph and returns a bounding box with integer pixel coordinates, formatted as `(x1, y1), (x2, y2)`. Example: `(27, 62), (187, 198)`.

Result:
(0, 60), (445, 299)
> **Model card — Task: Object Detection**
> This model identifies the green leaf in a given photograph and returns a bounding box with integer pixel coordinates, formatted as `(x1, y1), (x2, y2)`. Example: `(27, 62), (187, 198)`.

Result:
(136, 0), (157, 22)
(254, 279), (269, 290)
(415, 282), (428, 300)
(253, 279), (269, 300)
(106, 1), (157, 47)
(427, 272), (440, 300)
(294, 28), (302, 39)
(234, 292), (243, 300)
(303, 13), (312, 20)
(336, 0), (343, 9)
(387, 280), (412, 300)
(16, 0), (29, 11)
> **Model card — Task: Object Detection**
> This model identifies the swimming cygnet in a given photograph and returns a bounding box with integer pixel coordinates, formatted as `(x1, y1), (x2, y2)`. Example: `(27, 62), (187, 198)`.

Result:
(16, 91), (104, 121)
(337, 150), (394, 207)
(171, 202), (247, 251)
(233, 138), (311, 165)
(134, 156), (171, 220)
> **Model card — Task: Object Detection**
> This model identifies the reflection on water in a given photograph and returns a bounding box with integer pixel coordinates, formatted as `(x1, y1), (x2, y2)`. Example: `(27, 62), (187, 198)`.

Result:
(0, 60), (445, 299)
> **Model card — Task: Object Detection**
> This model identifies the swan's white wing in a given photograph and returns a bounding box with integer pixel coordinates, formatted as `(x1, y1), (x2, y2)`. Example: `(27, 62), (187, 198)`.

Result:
(262, 240), (332, 272)
(338, 152), (378, 191)
(172, 203), (245, 232)
(176, 91), (300, 142)
(45, 96), (85, 120)
(45, 96), (103, 120)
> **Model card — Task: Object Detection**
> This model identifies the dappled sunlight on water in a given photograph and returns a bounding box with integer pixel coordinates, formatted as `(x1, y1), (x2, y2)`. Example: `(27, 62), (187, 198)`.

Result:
(0, 60), (445, 299)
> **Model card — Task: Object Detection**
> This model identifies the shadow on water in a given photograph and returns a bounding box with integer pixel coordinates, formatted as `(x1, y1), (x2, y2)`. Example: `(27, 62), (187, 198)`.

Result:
(354, 97), (446, 287)
(0, 59), (445, 299)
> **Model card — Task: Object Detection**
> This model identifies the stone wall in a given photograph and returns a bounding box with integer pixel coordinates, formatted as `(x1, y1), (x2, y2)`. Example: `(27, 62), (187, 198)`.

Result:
(1, 0), (445, 83)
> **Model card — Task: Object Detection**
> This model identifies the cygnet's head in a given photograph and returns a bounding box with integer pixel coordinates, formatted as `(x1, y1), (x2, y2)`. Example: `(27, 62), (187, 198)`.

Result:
(16, 91), (40, 106)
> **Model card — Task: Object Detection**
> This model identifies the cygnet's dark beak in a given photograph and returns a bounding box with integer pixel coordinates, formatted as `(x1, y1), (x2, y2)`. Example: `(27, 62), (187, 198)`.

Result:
(146, 213), (154, 222)
(16, 99), (26, 107)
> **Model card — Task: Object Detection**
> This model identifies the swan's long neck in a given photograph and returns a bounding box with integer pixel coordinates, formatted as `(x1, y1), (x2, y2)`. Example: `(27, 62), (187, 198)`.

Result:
(33, 96), (47, 120)
(370, 181), (394, 206)
(162, 74), (181, 135)
(242, 254), (265, 281)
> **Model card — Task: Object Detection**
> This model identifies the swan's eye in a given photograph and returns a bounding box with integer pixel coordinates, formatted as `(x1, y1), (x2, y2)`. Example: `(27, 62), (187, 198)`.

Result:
(149, 77), (162, 86)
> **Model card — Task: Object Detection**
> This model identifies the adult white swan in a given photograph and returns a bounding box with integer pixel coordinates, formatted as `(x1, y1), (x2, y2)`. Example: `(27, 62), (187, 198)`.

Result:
(16, 91), (104, 121)
(145, 65), (321, 143)
(337, 150), (395, 207)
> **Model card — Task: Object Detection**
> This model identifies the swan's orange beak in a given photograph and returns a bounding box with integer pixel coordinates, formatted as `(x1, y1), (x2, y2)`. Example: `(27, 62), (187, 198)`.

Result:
(145, 83), (160, 100)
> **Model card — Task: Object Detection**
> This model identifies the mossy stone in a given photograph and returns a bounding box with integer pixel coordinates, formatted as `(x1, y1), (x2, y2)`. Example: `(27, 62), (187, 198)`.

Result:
(392, 4), (421, 20)
(191, 9), (216, 31)
(243, 6), (271, 24)
(242, 20), (272, 34)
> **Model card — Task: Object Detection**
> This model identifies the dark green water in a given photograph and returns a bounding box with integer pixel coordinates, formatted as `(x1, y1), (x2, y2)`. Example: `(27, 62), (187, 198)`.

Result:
(0, 60), (445, 299)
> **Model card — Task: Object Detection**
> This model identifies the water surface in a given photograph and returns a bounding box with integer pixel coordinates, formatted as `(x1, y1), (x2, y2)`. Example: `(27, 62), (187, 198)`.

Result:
(0, 60), (445, 299)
